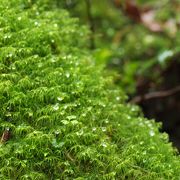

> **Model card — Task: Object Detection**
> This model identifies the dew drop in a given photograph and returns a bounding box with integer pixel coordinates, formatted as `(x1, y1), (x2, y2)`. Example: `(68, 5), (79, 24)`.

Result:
(101, 127), (106, 132)
(82, 113), (86, 117)
(34, 21), (39, 26)
(127, 115), (131, 120)
(149, 130), (155, 137)
(140, 141), (144, 145)
(36, 11), (40, 16)
(53, 103), (59, 111)
(60, 111), (65, 115)
(87, 107), (92, 111)
(105, 120), (109, 124)
(17, 17), (22, 21)
(65, 72), (70, 78)
(57, 97), (64, 101)
(55, 131), (60, 135)
(9, 53), (13, 58)
(101, 142), (107, 148)
(50, 58), (56, 63)
(54, 24), (58, 27)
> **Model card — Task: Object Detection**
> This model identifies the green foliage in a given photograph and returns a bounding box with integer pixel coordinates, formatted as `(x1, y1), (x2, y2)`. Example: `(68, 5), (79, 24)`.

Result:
(0, 0), (179, 179)
(65, 0), (180, 94)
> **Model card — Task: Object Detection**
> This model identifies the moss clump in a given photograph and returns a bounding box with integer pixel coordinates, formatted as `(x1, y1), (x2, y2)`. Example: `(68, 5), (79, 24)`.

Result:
(0, 0), (179, 179)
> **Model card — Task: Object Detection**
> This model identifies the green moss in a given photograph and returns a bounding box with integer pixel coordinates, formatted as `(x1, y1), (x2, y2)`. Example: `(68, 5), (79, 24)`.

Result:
(0, 0), (179, 179)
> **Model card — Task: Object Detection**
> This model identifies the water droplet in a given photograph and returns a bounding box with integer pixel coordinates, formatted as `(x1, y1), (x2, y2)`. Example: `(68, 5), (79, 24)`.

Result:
(28, 112), (33, 117)
(127, 115), (131, 120)
(149, 130), (155, 137)
(50, 58), (56, 63)
(75, 62), (79, 66)
(17, 17), (22, 21)
(49, 31), (53, 36)
(105, 120), (109, 124)
(55, 131), (60, 135)
(60, 111), (65, 115)
(57, 97), (64, 101)
(140, 141), (144, 145)
(82, 113), (86, 117)
(87, 107), (92, 111)
(53, 103), (59, 111)
(54, 24), (58, 27)
(36, 11), (39, 16)
(65, 72), (70, 78)
(101, 127), (106, 132)
(34, 21), (39, 26)
(9, 53), (13, 58)
(101, 142), (107, 147)
(4, 35), (10, 39)
(44, 152), (48, 157)
(38, 63), (43, 68)
(11, 65), (16, 70)
(67, 55), (72, 59)
(116, 96), (120, 101)
(131, 107), (136, 111)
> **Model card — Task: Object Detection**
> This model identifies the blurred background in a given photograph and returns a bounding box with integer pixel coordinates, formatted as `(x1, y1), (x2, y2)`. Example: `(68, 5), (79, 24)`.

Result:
(58, 0), (180, 150)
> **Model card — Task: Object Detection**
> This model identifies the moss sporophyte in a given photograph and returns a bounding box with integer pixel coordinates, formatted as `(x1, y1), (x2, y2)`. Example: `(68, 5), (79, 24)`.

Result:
(0, 0), (179, 179)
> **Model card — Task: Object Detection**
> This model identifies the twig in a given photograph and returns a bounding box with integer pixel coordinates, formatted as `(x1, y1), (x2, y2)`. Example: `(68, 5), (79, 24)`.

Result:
(130, 85), (180, 104)
(66, 152), (75, 162)
(0, 128), (10, 144)
(85, 0), (95, 49)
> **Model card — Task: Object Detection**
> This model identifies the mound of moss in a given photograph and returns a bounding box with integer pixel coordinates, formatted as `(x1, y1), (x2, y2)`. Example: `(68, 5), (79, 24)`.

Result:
(0, 0), (179, 179)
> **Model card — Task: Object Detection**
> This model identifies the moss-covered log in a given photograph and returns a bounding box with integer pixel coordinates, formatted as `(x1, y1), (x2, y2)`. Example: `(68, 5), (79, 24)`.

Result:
(0, 0), (179, 179)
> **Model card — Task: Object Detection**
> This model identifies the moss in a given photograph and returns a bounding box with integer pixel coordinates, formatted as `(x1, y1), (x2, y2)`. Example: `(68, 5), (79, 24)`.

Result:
(0, 0), (179, 179)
